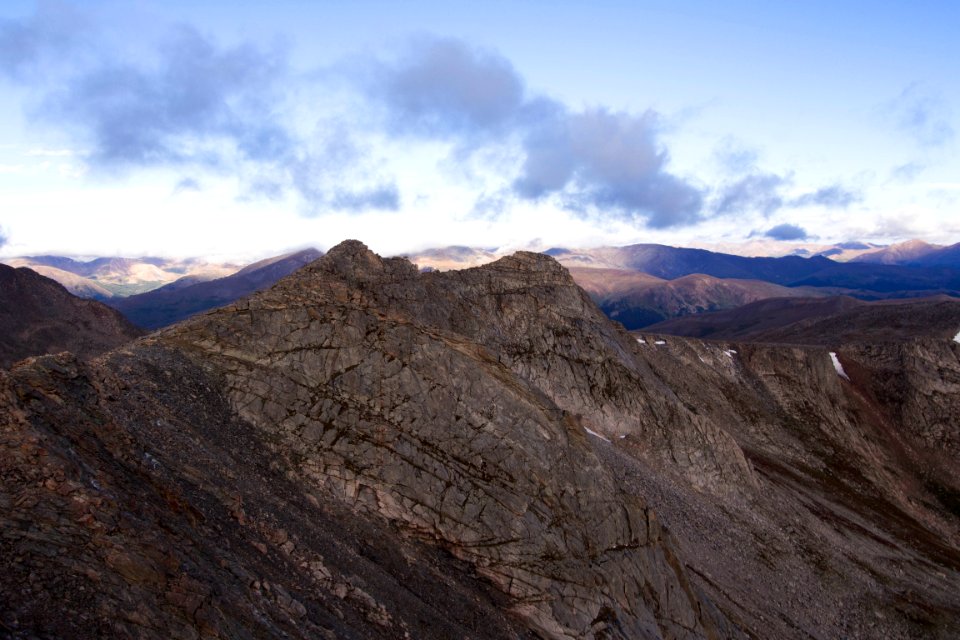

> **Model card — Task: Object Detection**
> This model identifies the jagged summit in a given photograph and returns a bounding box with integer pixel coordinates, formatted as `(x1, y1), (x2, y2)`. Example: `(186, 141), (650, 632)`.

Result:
(317, 240), (393, 278)
(313, 240), (572, 286)
(483, 250), (572, 275)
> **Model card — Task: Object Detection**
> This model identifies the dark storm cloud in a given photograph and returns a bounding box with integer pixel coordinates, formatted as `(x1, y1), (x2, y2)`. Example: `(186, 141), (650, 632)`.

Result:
(886, 83), (955, 148)
(364, 37), (704, 228)
(714, 173), (786, 216)
(763, 223), (808, 241)
(366, 36), (525, 137)
(39, 25), (289, 167)
(789, 185), (860, 208)
(0, 1), (87, 80)
(330, 184), (400, 211)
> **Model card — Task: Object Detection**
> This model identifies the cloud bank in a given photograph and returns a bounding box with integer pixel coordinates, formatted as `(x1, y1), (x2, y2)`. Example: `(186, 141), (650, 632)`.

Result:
(39, 25), (289, 167)
(713, 171), (859, 218)
(1, 6), (861, 231)
(0, 0), (87, 80)
(365, 37), (704, 227)
(367, 37), (525, 138)
(790, 185), (859, 209)
(714, 173), (786, 216)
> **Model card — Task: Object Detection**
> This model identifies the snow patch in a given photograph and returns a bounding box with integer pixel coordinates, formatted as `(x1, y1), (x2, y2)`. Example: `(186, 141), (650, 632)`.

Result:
(954, 329), (960, 344)
(584, 427), (610, 442)
(723, 349), (737, 357)
(635, 338), (647, 345)
(829, 352), (849, 381)
(654, 340), (666, 345)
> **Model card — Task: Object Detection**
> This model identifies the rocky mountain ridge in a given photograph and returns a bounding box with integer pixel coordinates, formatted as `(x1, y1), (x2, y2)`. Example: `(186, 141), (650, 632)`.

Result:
(2, 240), (958, 638)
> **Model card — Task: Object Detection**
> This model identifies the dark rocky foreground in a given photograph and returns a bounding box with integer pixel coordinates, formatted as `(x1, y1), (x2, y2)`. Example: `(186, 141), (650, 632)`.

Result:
(2, 241), (958, 639)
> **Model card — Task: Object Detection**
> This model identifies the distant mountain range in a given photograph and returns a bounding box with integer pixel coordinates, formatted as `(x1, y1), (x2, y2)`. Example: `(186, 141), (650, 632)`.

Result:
(850, 240), (960, 268)
(550, 244), (960, 328)
(8, 239), (960, 332)
(403, 245), (499, 270)
(398, 242), (946, 331)
(569, 267), (830, 328)
(411, 240), (960, 285)
(547, 243), (960, 287)
(2, 255), (240, 298)
(0, 263), (143, 368)
(107, 248), (323, 329)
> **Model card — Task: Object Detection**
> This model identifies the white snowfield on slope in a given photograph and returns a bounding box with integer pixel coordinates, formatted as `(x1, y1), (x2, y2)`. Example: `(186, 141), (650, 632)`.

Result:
(830, 352), (850, 381)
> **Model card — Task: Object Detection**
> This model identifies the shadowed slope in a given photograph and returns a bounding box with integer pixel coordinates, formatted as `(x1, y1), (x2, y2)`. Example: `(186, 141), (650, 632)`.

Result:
(646, 295), (960, 346)
(0, 264), (143, 368)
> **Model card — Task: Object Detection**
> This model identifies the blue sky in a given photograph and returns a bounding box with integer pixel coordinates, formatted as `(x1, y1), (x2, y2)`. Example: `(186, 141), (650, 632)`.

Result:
(0, 0), (958, 259)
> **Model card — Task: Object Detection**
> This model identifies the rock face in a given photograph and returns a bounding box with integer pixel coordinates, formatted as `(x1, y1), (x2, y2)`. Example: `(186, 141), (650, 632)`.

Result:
(158, 241), (732, 637)
(2, 240), (959, 639)
(0, 264), (144, 368)
(625, 333), (960, 638)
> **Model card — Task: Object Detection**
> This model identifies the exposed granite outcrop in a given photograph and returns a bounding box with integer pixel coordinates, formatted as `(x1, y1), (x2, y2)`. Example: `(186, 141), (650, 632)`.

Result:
(161, 240), (732, 638)
(250, 241), (755, 494)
